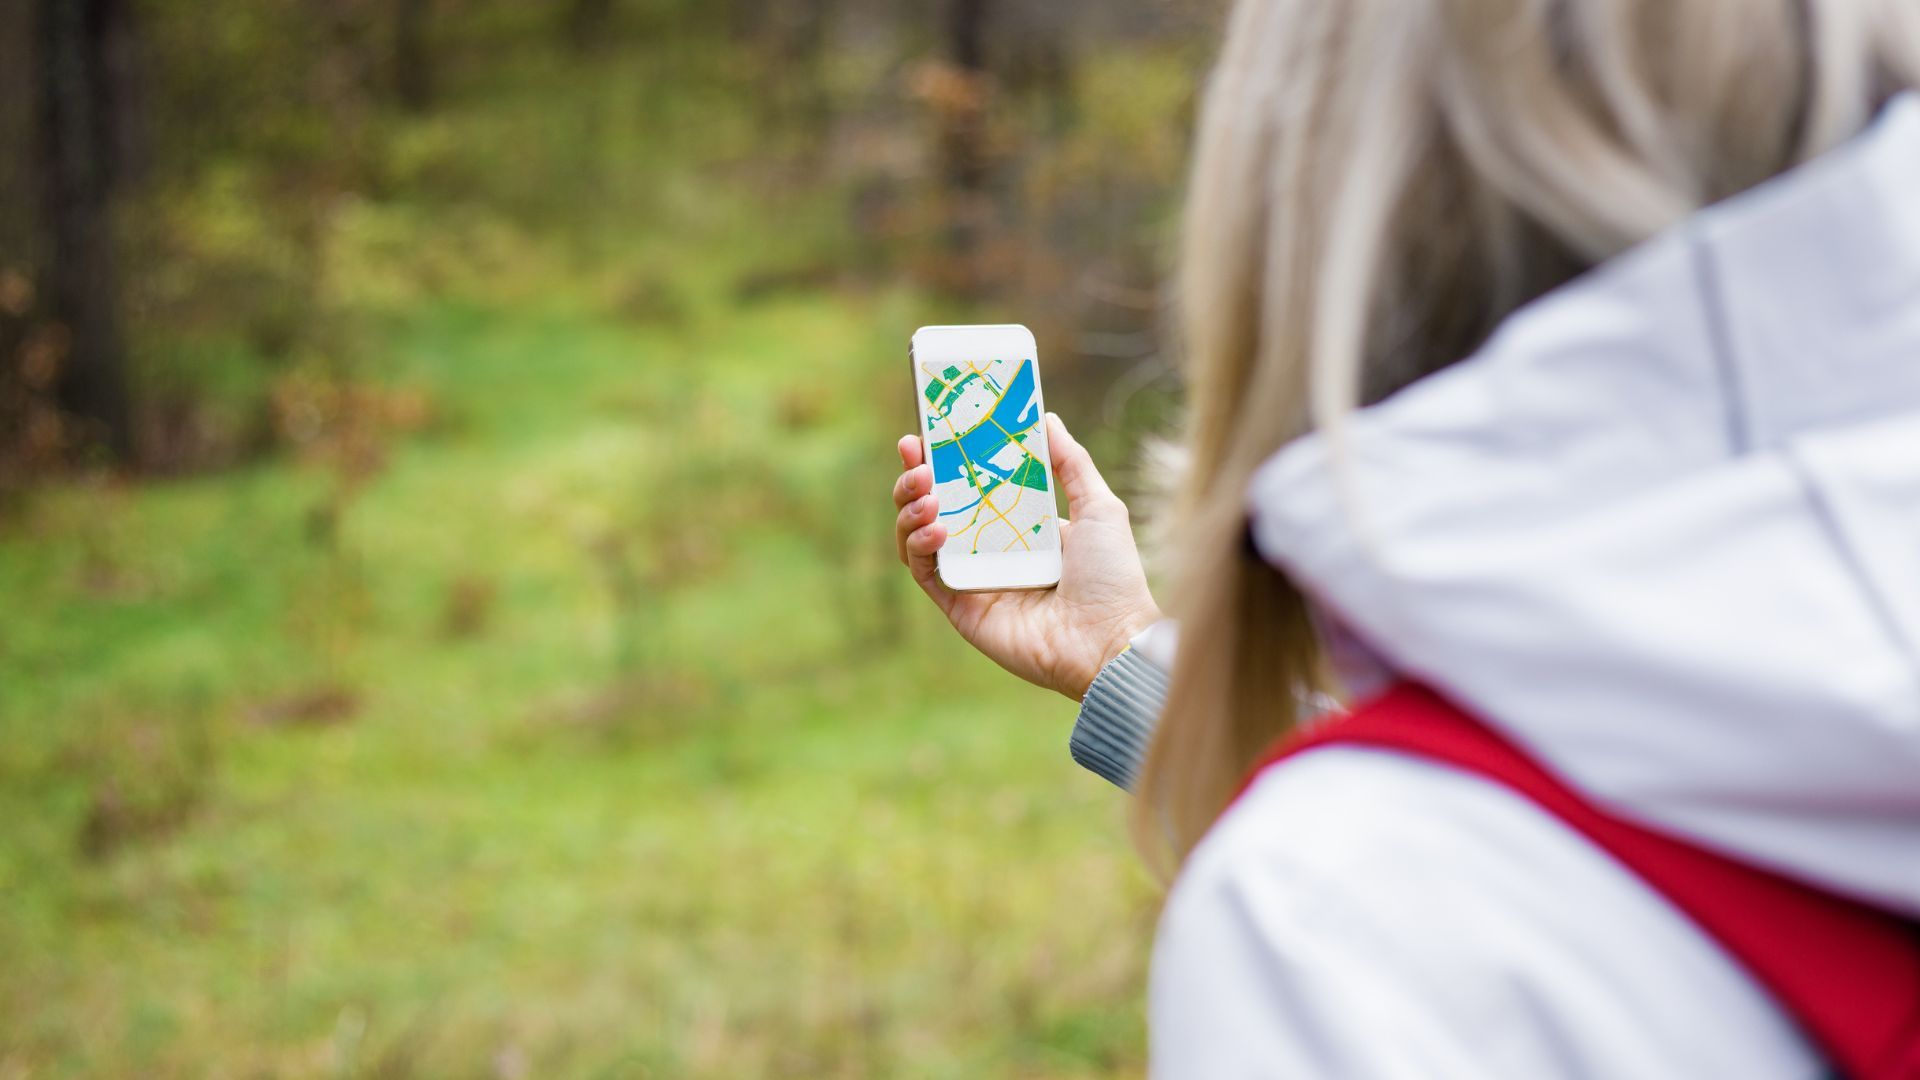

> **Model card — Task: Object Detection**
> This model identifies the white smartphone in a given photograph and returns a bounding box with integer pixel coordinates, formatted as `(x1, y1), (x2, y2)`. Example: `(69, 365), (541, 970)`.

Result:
(909, 324), (1063, 592)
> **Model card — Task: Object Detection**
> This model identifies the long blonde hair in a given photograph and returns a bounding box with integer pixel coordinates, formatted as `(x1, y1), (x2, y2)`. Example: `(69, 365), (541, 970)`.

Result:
(1137, 0), (1920, 874)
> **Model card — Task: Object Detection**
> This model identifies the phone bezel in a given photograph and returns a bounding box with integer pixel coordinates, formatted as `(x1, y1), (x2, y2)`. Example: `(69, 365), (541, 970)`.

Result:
(908, 324), (1064, 593)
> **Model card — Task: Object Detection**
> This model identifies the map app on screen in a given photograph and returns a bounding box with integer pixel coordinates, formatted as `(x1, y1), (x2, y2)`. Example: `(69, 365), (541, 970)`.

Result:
(918, 354), (1060, 556)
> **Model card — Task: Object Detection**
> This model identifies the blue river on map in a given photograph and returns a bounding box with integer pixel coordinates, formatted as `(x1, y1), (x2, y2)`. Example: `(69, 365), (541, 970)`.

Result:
(929, 358), (1040, 518)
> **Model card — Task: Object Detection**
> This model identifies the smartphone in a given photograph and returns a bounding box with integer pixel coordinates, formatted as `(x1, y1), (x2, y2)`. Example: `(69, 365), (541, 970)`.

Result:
(909, 324), (1063, 592)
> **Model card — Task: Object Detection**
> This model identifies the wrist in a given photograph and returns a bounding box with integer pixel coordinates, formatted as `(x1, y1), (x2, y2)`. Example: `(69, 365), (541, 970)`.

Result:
(1068, 602), (1163, 702)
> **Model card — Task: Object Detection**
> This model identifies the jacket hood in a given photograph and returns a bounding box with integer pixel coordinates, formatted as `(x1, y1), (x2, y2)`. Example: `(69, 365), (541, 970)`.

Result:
(1247, 93), (1920, 911)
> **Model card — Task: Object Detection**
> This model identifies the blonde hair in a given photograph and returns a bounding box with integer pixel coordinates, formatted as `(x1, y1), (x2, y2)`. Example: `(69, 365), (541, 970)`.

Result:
(1137, 0), (1920, 874)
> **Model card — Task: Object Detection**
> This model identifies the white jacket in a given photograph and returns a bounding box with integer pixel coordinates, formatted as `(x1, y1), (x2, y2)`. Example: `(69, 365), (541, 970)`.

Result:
(1152, 93), (1920, 1078)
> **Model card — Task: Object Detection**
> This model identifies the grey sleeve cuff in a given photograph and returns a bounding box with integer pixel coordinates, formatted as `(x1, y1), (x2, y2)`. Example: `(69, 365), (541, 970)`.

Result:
(1069, 646), (1170, 792)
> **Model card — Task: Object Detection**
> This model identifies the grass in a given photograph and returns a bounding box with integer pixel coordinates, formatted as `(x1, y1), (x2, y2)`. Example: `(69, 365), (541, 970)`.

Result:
(0, 274), (1154, 1080)
(0, 13), (1195, 1072)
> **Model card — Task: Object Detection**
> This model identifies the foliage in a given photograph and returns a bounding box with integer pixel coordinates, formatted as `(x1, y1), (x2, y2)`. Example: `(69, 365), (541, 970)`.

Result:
(1, 1), (1206, 1074)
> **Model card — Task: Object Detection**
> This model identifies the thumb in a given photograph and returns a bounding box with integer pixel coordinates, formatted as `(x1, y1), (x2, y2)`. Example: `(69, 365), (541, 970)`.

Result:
(1046, 412), (1126, 524)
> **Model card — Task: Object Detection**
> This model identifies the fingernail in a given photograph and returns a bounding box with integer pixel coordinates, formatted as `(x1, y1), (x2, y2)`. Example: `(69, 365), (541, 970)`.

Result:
(911, 495), (931, 514)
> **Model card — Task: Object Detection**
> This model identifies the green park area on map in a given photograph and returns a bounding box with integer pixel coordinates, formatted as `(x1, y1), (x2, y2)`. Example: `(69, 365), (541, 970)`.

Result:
(919, 357), (1057, 554)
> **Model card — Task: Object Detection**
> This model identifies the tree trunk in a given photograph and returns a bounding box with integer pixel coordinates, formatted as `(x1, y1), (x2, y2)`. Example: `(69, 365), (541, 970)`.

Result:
(941, 0), (992, 296)
(36, 0), (134, 462)
(948, 0), (990, 81)
(394, 0), (433, 112)
(564, 0), (615, 53)
(946, 0), (991, 194)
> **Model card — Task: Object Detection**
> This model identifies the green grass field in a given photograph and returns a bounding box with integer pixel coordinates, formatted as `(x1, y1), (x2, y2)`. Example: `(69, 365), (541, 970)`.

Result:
(0, 281), (1154, 1075)
(0, 27), (1193, 1071)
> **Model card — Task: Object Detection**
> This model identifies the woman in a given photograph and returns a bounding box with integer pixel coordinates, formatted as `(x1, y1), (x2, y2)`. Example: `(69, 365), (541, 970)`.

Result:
(891, 1), (1920, 1075)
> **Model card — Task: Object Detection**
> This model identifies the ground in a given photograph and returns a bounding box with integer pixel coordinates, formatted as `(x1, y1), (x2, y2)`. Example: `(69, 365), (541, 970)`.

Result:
(0, 290), (1153, 1077)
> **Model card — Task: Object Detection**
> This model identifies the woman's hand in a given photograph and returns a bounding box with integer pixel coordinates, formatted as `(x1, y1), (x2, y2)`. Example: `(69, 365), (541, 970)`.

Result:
(891, 412), (1161, 701)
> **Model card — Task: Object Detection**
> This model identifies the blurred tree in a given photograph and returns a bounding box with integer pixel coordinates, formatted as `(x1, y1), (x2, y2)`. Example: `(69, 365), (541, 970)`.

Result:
(947, 0), (990, 94)
(726, 0), (769, 41)
(780, 0), (838, 135)
(0, 0), (34, 268)
(1002, 4), (1075, 134)
(564, 0), (615, 53)
(941, 0), (992, 297)
(1, 0), (35, 500)
(725, 0), (838, 149)
(36, 0), (141, 461)
(394, 0), (433, 111)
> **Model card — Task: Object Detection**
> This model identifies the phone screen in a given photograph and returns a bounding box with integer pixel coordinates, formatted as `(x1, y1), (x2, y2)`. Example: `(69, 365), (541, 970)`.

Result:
(914, 335), (1061, 563)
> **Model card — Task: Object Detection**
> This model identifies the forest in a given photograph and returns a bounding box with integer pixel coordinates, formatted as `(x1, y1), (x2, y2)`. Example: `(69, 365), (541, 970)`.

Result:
(1, 0), (1211, 1074)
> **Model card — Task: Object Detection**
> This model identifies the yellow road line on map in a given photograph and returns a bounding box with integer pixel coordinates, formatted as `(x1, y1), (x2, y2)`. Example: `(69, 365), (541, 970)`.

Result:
(963, 483), (1023, 554)
(978, 485), (1030, 553)
(968, 360), (1043, 469)
(963, 409), (1034, 550)
(937, 399), (1006, 552)
(953, 445), (1030, 554)
(956, 361), (1042, 546)
(951, 483), (991, 544)
(986, 413), (1042, 466)
(928, 359), (1037, 444)
(925, 372), (972, 537)
(931, 361), (1034, 554)
(1003, 512), (1054, 551)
